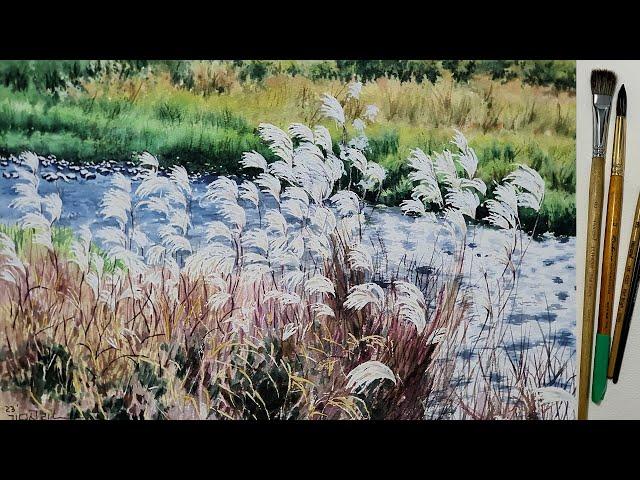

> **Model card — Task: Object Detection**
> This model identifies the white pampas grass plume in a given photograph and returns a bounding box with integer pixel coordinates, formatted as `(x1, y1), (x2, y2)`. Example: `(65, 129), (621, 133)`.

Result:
(394, 281), (426, 333)
(344, 283), (385, 311)
(331, 190), (361, 217)
(90, 252), (105, 279)
(352, 118), (366, 132)
(264, 290), (302, 306)
(244, 262), (271, 282)
(282, 186), (310, 206)
(242, 229), (269, 253)
(258, 123), (293, 164)
(167, 208), (190, 235)
(111, 172), (132, 193)
(311, 303), (335, 319)
(460, 177), (487, 196)
(168, 165), (192, 197)
(20, 212), (52, 249)
(407, 148), (436, 182)
(288, 123), (314, 143)
(159, 231), (192, 255)
(282, 199), (307, 221)
(281, 269), (305, 291)
(295, 142), (326, 164)
(433, 150), (458, 188)
(242, 252), (268, 266)
(208, 291), (232, 311)
(347, 81), (363, 100)
(451, 129), (478, 178)
(282, 323), (298, 341)
(145, 245), (167, 266)
(401, 199), (427, 217)
(255, 173), (281, 203)
(203, 177), (239, 204)
(411, 183), (443, 207)
(239, 180), (260, 208)
(100, 188), (131, 228)
(287, 234), (305, 260)
(494, 182), (519, 214)
(484, 199), (516, 230)
(320, 93), (345, 126)
(485, 183), (519, 230)
(304, 274), (335, 297)
(0, 232), (25, 275)
(311, 207), (337, 233)
(0, 269), (19, 285)
(313, 125), (333, 152)
(505, 164), (545, 211)
(348, 243), (374, 274)
(342, 147), (368, 174)
(446, 188), (479, 219)
(11, 180), (41, 212)
(20, 151), (40, 174)
(325, 153), (346, 182)
(96, 226), (127, 248)
(265, 209), (288, 236)
(137, 196), (169, 215)
(183, 244), (236, 278)
(444, 208), (467, 235)
(363, 104), (379, 122)
(43, 193), (63, 224)
(138, 152), (159, 169)
(135, 173), (172, 199)
(218, 202), (246, 230)
(70, 226), (92, 272)
(346, 361), (396, 394)
(305, 232), (331, 259)
(361, 162), (386, 189)
(108, 246), (146, 275)
(534, 386), (575, 406)
(240, 151), (269, 173)
(269, 160), (297, 184)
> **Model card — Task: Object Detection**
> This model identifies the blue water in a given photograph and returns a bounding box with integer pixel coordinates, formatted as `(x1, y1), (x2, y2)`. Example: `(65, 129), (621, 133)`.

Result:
(0, 155), (577, 417)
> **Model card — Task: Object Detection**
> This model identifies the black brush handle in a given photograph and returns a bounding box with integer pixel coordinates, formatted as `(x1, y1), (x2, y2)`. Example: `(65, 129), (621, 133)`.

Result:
(612, 242), (640, 383)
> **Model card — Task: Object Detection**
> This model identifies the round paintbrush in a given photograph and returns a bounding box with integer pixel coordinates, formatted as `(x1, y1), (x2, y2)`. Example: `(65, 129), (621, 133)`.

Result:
(593, 84), (626, 404)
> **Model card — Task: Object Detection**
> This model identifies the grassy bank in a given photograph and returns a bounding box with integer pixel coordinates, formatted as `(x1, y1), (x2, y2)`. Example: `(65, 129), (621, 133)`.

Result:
(0, 63), (576, 235)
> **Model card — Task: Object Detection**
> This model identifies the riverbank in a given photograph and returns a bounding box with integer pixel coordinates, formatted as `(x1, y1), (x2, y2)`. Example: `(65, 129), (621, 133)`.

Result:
(0, 69), (576, 235)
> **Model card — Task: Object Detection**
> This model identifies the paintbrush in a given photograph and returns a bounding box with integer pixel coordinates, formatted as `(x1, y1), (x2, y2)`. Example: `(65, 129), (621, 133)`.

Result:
(593, 83), (626, 403)
(578, 69), (617, 419)
(609, 191), (640, 383)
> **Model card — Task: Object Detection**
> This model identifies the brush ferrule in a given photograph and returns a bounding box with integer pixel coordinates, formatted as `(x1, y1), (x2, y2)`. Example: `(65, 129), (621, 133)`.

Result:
(612, 116), (626, 176)
(593, 94), (613, 157)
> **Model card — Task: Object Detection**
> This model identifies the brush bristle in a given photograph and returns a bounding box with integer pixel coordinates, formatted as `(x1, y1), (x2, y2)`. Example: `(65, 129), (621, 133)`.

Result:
(591, 69), (617, 96)
(617, 84), (627, 117)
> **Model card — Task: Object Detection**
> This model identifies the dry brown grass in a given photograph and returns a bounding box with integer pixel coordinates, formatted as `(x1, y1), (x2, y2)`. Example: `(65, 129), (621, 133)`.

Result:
(0, 225), (466, 420)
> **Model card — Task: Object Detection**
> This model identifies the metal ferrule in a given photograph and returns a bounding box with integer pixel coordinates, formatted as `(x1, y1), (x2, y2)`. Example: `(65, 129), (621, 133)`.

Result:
(611, 116), (626, 176)
(593, 94), (613, 157)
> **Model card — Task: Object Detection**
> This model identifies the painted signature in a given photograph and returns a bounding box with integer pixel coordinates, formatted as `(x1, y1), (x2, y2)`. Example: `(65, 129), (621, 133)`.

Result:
(1, 404), (66, 420)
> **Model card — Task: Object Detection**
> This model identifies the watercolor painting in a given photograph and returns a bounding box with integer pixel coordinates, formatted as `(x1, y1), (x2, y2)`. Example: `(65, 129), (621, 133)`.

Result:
(0, 60), (576, 419)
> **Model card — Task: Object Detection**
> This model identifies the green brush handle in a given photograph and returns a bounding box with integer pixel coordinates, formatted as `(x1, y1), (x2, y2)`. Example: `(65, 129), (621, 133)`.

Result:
(592, 333), (611, 403)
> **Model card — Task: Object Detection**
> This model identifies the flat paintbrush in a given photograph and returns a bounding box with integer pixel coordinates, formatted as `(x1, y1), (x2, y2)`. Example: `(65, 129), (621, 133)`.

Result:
(609, 191), (640, 383)
(578, 69), (616, 419)
(593, 84), (626, 403)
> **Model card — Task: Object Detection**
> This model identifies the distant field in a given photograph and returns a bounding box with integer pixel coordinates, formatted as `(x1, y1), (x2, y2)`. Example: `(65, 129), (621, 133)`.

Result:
(0, 61), (576, 234)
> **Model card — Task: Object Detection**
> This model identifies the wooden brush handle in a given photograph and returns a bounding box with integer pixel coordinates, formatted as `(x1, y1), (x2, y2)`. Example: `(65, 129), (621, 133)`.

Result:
(598, 174), (624, 335)
(609, 192), (640, 378)
(578, 157), (605, 420)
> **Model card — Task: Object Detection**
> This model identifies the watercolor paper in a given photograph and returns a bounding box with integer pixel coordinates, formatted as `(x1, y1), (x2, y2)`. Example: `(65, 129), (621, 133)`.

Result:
(0, 60), (576, 419)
